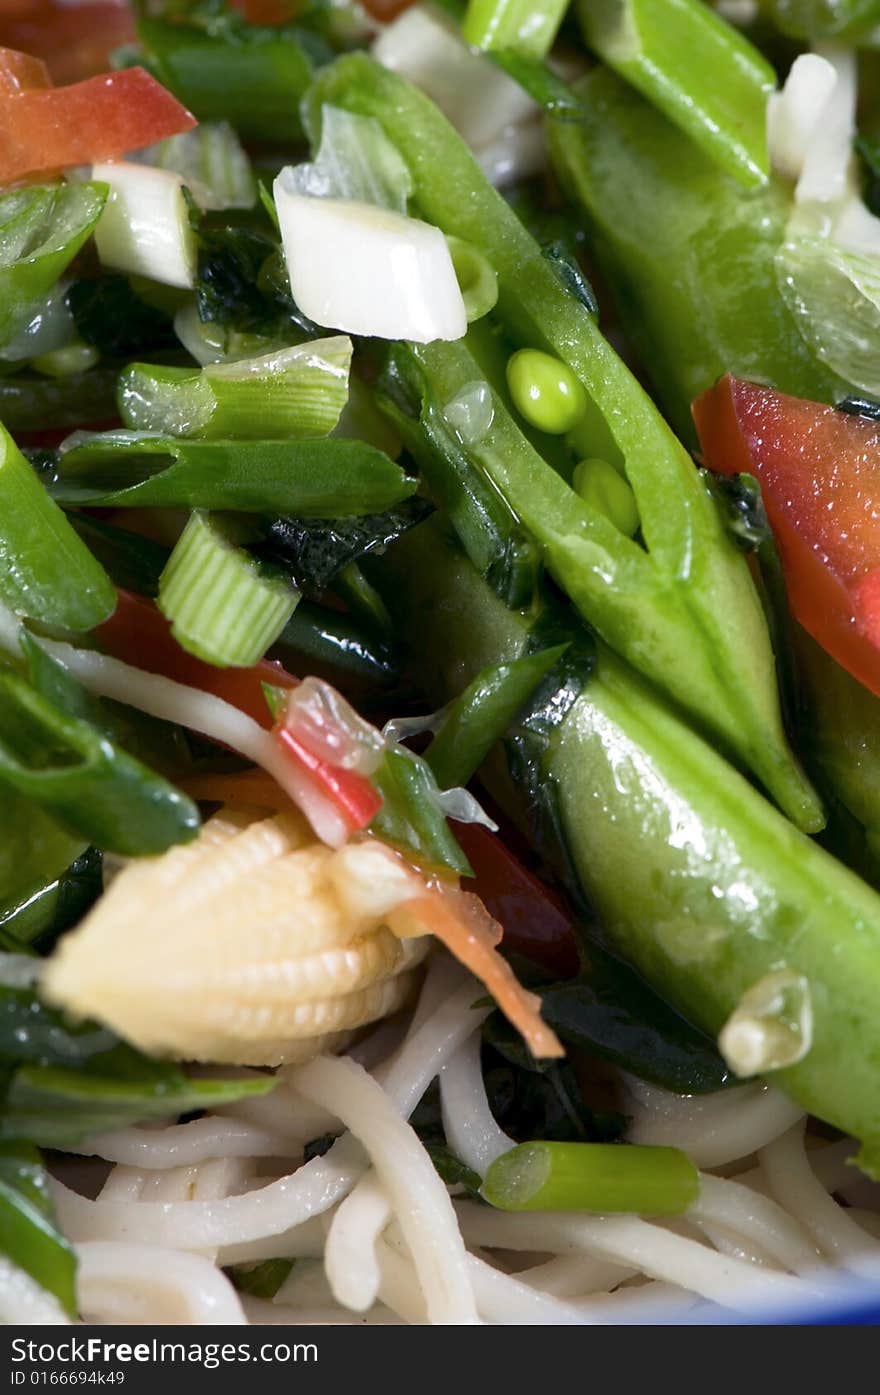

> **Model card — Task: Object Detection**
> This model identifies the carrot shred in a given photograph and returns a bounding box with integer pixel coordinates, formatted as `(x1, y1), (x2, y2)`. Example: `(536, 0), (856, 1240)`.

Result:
(393, 889), (565, 1059)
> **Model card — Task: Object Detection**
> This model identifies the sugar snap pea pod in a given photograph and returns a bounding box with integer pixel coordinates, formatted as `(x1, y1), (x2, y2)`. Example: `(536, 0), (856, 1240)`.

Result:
(547, 67), (842, 445)
(384, 334), (821, 832)
(303, 55), (819, 831)
(136, 15), (322, 143)
(576, 0), (775, 188)
(764, 0), (880, 38)
(546, 69), (880, 860)
(384, 519), (880, 1175)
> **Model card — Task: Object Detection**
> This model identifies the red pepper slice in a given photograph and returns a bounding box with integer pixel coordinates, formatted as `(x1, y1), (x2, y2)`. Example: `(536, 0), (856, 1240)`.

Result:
(456, 822), (579, 979)
(276, 725), (383, 831)
(693, 374), (880, 699)
(0, 4), (135, 85)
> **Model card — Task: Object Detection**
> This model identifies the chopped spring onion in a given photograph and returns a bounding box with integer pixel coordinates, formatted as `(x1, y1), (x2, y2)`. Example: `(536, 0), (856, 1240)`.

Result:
(32, 344), (99, 379)
(273, 180), (467, 343)
(572, 457), (641, 537)
(445, 237), (499, 323)
(718, 967), (813, 1076)
(0, 423), (115, 633)
(481, 1141), (700, 1213)
(372, 8), (537, 155)
(53, 431), (417, 518)
(293, 105), (412, 213)
(133, 122), (257, 213)
(158, 512), (299, 668)
(0, 182), (107, 349)
(577, 0), (775, 188)
(92, 162), (198, 291)
(463, 0), (569, 59)
(119, 337), (353, 441)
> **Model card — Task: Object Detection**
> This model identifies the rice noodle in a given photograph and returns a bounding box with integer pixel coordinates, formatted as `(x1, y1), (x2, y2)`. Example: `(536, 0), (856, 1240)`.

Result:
(75, 1243), (247, 1324)
(453, 1202), (822, 1313)
(690, 1174), (824, 1275)
(293, 1054), (479, 1324)
(761, 1122), (880, 1278)
(0, 1258), (70, 1325)
(439, 1029), (513, 1175)
(625, 1077), (805, 1167)
(74, 1117), (294, 1169)
(323, 1171), (390, 1312)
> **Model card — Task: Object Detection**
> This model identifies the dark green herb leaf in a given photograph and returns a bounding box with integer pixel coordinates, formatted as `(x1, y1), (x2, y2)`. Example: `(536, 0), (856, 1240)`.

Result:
(302, 1132), (337, 1162)
(230, 1258), (295, 1299)
(0, 643), (200, 856)
(2, 1047), (275, 1149)
(0, 987), (116, 1069)
(0, 847), (103, 955)
(0, 366), (119, 432)
(837, 393), (880, 421)
(67, 515), (170, 599)
(256, 497), (434, 594)
(66, 276), (177, 357)
(422, 1144), (482, 1196)
(541, 240), (598, 314)
(857, 134), (880, 218)
(704, 471), (771, 552)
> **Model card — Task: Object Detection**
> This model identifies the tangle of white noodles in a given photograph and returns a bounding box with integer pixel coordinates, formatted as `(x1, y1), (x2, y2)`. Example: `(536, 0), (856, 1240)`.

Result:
(54, 970), (488, 1254)
(0, 604), (347, 846)
(517, 1254), (637, 1297)
(39, 955), (880, 1324)
(689, 1174), (824, 1276)
(0, 1257), (70, 1325)
(439, 1029), (513, 1174)
(293, 1054), (480, 1325)
(624, 1077), (805, 1167)
(452, 1202), (823, 1313)
(761, 1122), (880, 1278)
(75, 1243), (246, 1324)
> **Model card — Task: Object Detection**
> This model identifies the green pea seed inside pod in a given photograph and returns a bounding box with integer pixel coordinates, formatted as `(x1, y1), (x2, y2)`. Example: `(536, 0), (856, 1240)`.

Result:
(506, 347), (588, 434)
(573, 456), (641, 537)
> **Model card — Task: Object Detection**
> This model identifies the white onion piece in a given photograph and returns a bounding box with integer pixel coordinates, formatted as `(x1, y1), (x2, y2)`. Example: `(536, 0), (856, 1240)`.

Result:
(795, 45), (857, 207)
(273, 183), (467, 344)
(441, 380), (495, 446)
(382, 709), (448, 743)
(767, 53), (838, 182)
(92, 161), (197, 289)
(372, 7), (535, 151)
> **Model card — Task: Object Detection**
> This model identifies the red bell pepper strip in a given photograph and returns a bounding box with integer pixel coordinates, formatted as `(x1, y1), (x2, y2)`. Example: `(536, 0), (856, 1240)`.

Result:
(0, 64), (195, 183)
(456, 822), (579, 979)
(693, 374), (880, 699)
